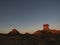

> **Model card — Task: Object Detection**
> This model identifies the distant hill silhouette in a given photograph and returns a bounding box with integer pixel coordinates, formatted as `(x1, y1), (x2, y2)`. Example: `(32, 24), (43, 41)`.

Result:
(8, 29), (21, 36)
(33, 29), (60, 36)
(33, 30), (42, 35)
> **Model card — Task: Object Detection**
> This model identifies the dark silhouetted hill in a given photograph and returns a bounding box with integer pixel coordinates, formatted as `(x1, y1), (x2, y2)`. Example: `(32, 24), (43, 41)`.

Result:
(33, 29), (60, 35)
(33, 30), (42, 35)
(8, 29), (21, 36)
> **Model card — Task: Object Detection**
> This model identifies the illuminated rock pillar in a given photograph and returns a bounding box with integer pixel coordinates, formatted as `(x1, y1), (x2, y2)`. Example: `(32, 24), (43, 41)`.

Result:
(43, 24), (49, 31)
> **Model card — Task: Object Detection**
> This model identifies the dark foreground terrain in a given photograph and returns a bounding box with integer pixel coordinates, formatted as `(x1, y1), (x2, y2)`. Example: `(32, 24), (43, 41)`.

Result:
(0, 32), (60, 45)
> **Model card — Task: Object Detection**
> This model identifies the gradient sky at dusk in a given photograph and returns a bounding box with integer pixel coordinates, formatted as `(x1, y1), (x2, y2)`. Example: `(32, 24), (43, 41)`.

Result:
(0, 0), (60, 33)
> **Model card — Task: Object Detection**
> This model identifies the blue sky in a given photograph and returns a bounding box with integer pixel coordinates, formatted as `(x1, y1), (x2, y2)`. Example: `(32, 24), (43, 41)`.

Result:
(0, 0), (60, 33)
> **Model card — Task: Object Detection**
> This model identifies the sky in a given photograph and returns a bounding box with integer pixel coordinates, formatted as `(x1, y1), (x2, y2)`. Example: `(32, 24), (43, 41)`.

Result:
(0, 0), (60, 33)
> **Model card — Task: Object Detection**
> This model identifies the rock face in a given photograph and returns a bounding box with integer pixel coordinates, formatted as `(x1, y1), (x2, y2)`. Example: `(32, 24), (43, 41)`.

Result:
(34, 29), (60, 36)
(33, 30), (42, 35)
(8, 29), (21, 36)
